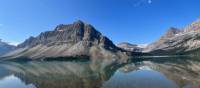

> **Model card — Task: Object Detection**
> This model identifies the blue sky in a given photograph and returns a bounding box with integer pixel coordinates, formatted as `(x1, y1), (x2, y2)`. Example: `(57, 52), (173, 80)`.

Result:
(0, 0), (200, 45)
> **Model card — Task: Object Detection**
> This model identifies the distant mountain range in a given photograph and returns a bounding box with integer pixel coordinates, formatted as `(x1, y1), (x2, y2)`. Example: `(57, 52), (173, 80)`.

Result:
(3, 20), (130, 60)
(0, 40), (16, 56)
(117, 42), (144, 52)
(2, 19), (200, 60)
(144, 19), (200, 55)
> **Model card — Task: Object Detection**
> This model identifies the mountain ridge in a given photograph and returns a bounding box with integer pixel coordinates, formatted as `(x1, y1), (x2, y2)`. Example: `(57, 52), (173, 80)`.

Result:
(0, 40), (16, 56)
(144, 19), (200, 55)
(117, 42), (143, 52)
(4, 20), (130, 61)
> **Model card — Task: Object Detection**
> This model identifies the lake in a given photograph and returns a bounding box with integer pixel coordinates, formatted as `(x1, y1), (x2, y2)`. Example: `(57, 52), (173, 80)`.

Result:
(0, 56), (199, 88)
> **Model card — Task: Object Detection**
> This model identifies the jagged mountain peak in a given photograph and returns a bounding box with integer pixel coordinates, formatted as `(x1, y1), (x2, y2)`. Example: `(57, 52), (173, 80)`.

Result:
(161, 27), (180, 39)
(73, 20), (85, 25)
(54, 20), (101, 36)
(7, 21), (129, 60)
(145, 18), (200, 54)
(18, 20), (104, 48)
(183, 19), (200, 33)
(55, 20), (84, 31)
(167, 27), (179, 32)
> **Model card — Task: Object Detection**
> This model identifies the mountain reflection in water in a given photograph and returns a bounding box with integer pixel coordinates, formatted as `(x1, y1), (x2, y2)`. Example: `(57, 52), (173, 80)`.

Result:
(0, 56), (200, 88)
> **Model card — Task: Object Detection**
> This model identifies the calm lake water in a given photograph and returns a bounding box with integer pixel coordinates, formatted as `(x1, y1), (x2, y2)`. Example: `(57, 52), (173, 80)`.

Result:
(0, 56), (199, 88)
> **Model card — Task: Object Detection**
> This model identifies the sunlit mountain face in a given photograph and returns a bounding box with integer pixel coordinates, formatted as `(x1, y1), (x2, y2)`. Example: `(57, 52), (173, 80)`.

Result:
(0, 56), (199, 88)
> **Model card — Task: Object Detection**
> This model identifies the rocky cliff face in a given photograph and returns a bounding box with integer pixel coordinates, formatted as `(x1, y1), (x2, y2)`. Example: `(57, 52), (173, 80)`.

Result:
(144, 27), (180, 52)
(117, 42), (143, 52)
(144, 19), (200, 55)
(0, 40), (16, 56)
(183, 19), (200, 33)
(5, 20), (129, 60)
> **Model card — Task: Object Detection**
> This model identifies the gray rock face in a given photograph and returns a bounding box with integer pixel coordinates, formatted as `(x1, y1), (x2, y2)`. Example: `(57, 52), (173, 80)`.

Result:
(0, 40), (16, 56)
(183, 19), (200, 33)
(144, 19), (200, 55)
(18, 21), (103, 48)
(144, 27), (180, 52)
(161, 27), (181, 39)
(117, 42), (143, 52)
(6, 20), (129, 60)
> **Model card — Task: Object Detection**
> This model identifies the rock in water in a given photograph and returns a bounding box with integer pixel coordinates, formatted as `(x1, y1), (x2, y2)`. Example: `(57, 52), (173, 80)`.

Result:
(5, 20), (129, 60)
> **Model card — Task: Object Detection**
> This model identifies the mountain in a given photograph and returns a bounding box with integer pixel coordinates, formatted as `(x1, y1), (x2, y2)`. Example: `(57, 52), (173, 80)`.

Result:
(144, 19), (200, 55)
(0, 40), (16, 56)
(144, 27), (181, 52)
(117, 42), (143, 52)
(4, 20), (130, 60)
